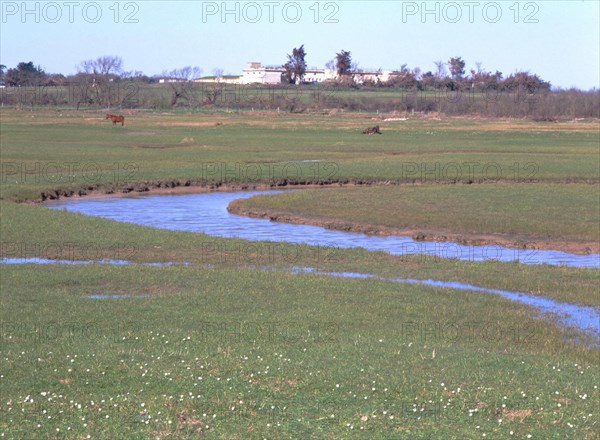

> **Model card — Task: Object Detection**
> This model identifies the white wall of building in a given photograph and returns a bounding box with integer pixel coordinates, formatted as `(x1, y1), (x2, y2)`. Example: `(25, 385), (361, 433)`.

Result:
(195, 62), (394, 85)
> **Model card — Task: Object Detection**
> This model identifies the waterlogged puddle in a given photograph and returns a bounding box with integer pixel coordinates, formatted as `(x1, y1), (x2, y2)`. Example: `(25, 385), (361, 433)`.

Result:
(2, 256), (597, 341)
(83, 269), (598, 341)
(291, 267), (600, 342)
(47, 190), (600, 268)
(0, 258), (190, 267)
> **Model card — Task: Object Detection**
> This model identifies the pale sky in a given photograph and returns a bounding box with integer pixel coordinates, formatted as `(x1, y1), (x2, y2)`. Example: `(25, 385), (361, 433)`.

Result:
(1, 0), (599, 89)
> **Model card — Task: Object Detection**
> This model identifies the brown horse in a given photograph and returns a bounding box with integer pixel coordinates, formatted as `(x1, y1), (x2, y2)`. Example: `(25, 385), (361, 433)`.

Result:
(106, 114), (125, 126)
(362, 125), (381, 134)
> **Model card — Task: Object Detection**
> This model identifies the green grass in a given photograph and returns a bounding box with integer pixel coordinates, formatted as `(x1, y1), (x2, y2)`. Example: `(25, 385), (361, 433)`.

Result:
(0, 108), (599, 438)
(1, 109), (598, 201)
(231, 184), (600, 247)
(1, 264), (598, 439)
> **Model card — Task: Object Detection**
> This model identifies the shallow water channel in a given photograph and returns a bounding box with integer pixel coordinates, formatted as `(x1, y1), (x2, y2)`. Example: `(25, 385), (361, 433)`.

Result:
(38, 190), (600, 342)
(47, 190), (599, 268)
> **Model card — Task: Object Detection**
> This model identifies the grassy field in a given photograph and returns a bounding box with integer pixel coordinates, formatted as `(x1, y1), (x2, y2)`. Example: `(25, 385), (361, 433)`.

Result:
(0, 108), (599, 438)
(1, 109), (598, 201)
(1, 264), (598, 439)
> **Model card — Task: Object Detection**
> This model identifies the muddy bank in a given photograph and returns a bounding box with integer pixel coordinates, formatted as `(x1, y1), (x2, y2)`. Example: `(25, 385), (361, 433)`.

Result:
(227, 202), (600, 256)
(20, 176), (600, 204)
(44, 188), (600, 267)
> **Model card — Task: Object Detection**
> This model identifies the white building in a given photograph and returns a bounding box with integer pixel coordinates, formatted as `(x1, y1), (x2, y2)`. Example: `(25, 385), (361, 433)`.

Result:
(353, 70), (394, 84)
(241, 62), (337, 85)
(241, 62), (284, 84)
(158, 78), (183, 84)
(195, 76), (241, 84)
(304, 69), (336, 83)
(189, 62), (395, 85)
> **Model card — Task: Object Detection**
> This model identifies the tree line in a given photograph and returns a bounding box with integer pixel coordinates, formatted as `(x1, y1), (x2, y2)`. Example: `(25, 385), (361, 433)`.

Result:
(0, 57), (206, 108)
(0, 49), (561, 95)
(0, 54), (597, 119)
(282, 45), (552, 94)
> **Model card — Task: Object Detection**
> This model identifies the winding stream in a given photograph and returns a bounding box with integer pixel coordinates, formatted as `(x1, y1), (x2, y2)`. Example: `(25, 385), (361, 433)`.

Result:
(48, 190), (600, 268)
(39, 190), (599, 342)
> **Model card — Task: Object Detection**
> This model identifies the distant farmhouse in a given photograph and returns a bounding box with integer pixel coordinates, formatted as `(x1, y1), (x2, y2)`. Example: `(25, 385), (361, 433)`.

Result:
(192, 62), (397, 85)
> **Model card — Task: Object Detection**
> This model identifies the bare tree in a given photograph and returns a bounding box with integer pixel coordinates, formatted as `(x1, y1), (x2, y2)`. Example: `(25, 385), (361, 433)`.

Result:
(77, 56), (124, 108)
(80, 56), (123, 77)
(420, 71), (436, 89)
(434, 60), (447, 80)
(387, 64), (418, 89)
(198, 68), (225, 105)
(164, 66), (202, 107)
(212, 68), (224, 81)
(121, 70), (145, 79)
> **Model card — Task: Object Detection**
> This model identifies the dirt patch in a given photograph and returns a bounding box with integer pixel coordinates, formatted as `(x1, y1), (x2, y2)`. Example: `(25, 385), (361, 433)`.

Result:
(126, 130), (159, 135)
(501, 408), (534, 421)
(152, 121), (227, 127)
(133, 141), (211, 149)
(382, 149), (586, 157)
(133, 145), (176, 149)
